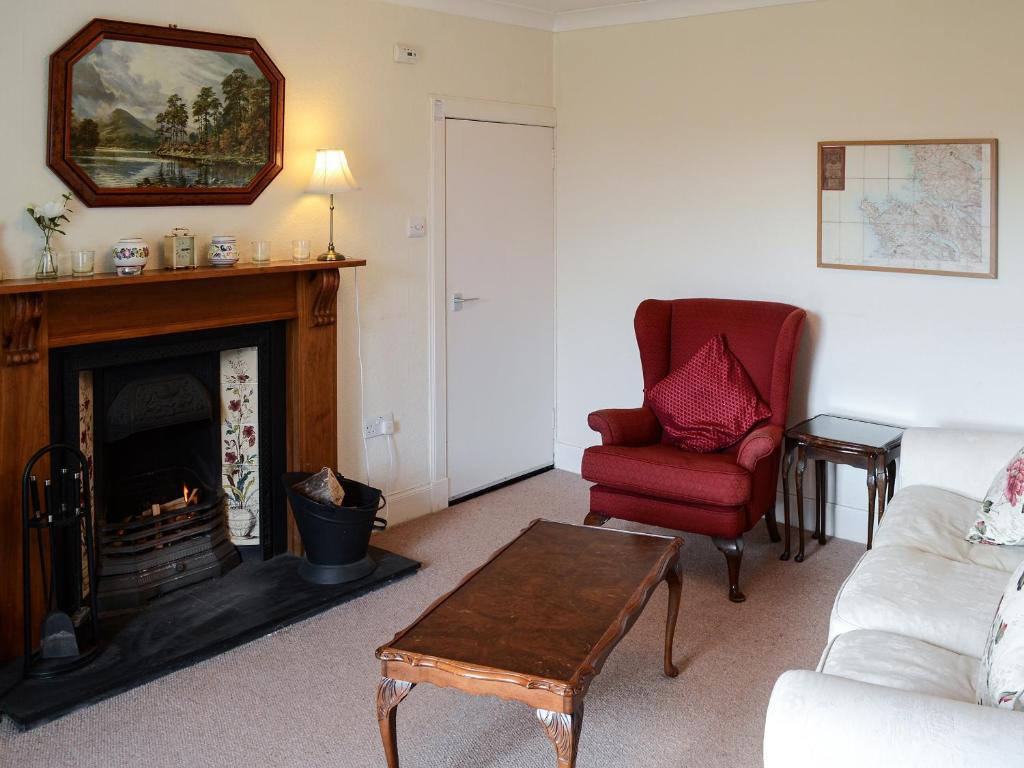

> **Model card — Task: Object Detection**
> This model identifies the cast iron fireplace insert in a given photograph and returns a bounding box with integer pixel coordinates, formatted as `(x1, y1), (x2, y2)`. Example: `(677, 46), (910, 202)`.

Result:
(48, 323), (287, 616)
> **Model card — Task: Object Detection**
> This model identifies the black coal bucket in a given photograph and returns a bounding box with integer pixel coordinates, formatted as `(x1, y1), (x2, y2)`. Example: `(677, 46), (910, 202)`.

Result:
(282, 472), (387, 585)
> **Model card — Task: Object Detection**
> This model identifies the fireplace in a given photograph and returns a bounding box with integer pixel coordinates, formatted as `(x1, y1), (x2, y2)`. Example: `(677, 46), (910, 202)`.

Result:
(49, 323), (287, 615)
(0, 262), (428, 727)
(0, 262), (356, 664)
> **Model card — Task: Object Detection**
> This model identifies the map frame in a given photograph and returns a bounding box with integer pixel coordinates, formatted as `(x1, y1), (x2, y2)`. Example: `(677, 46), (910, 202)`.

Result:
(817, 138), (998, 279)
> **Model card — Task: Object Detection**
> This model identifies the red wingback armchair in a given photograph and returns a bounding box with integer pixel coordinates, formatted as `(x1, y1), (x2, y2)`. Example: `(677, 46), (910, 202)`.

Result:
(581, 298), (806, 602)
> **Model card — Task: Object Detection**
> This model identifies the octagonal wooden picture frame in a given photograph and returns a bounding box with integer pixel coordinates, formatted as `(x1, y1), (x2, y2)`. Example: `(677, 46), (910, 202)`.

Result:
(47, 19), (285, 207)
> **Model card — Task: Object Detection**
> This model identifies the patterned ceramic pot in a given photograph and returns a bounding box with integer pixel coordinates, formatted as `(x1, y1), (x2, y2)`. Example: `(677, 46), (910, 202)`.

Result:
(112, 237), (150, 276)
(208, 236), (239, 267)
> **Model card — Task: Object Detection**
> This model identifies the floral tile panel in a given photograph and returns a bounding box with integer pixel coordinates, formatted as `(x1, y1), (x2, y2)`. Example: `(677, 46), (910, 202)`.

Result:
(221, 346), (258, 383)
(79, 370), (95, 596)
(220, 348), (260, 546)
(223, 464), (260, 541)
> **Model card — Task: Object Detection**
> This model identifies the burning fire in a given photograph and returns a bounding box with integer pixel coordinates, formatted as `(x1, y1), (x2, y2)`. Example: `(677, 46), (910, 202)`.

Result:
(182, 485), (199, 506)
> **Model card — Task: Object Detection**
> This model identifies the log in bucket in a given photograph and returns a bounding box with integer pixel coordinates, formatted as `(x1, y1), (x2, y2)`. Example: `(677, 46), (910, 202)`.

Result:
(282, 471), (387, 584)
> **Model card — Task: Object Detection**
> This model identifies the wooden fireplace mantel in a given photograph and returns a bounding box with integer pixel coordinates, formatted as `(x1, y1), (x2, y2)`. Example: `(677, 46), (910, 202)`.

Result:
(0, 260), (363, 659)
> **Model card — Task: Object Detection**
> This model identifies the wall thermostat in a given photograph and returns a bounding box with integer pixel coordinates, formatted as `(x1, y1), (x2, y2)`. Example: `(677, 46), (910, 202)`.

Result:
(393, 45), (418, 64)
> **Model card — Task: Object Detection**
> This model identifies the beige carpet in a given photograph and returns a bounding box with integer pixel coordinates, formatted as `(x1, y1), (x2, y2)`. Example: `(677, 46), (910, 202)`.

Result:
(0, 470), (860, 768)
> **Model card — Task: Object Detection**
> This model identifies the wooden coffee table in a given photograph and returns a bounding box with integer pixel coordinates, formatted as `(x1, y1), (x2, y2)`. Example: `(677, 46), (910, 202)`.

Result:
(374, 519), (683, 767)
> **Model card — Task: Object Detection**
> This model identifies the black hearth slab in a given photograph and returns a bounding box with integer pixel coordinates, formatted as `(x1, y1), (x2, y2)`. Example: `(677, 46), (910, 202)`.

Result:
(0, 547), (419, 729)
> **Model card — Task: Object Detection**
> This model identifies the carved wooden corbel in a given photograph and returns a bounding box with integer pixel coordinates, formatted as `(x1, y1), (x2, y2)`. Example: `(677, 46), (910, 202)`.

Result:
(310, 269), (340, 327)
(2, 293), (43, 365)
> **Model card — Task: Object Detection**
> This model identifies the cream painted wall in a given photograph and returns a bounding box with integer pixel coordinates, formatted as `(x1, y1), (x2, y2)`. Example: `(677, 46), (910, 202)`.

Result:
(0, 0), (553, 519)
(554, 0), (1023, 542)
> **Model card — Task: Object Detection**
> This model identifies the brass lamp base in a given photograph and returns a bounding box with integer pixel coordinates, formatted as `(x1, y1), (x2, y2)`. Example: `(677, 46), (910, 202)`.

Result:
(317, 246), (346, 262)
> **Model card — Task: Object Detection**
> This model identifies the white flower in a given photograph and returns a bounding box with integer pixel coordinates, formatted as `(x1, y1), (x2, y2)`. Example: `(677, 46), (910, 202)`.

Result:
(40, 200), (63, 218)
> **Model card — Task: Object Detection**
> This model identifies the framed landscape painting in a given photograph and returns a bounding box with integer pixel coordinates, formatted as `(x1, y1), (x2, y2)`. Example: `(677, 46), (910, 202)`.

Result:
(47, 19), (285, 207)
(817, 139), (997, 278)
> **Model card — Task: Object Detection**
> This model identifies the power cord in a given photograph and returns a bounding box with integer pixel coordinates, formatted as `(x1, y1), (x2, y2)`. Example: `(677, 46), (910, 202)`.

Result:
(353, 269), (372, 488)
(353, 269), (394, 522)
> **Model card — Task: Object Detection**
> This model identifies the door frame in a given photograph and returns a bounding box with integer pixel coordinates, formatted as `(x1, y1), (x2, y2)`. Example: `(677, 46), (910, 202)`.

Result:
(427, 95), (557, 509)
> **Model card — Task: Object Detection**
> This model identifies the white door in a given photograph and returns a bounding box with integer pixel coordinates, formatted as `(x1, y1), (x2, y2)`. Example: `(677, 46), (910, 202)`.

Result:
(445, 118), (555, 500)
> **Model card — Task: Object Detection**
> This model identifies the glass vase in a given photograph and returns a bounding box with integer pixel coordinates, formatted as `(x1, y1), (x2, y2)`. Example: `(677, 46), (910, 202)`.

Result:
(35, 243), (58, 280)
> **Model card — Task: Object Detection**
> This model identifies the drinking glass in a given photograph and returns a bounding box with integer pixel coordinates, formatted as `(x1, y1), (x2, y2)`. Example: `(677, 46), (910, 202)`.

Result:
(250, 240), (272, 264)
(71, 249), (95, 277)
(291, 239), (311, 263)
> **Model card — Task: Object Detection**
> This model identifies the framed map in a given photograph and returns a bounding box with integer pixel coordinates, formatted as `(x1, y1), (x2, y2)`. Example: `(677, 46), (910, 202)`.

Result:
(817, 139), (997, 278)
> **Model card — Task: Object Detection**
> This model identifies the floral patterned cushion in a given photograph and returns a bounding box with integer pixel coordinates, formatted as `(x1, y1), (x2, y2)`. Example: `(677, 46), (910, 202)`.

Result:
(966, 447), (1024, 546)
(977, 559), (1024, 710)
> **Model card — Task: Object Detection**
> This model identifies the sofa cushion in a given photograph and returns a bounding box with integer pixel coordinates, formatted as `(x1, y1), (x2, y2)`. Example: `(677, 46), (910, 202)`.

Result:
(581, 443), (751, 507)
(967, 445), (1024, 546)
(819, 630), (978, 703)
(978, 560), (1024, 710)
(829, 546), (1006, 659)
(646, 334), (770, 453)
(874, 486), (1024, 574)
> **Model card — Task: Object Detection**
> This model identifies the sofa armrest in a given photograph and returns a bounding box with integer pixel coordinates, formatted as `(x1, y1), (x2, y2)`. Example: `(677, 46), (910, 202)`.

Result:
(900, 427), (1024, 499)
(764, 670), (1024, 768)
(736, 424), (782, 472)
(587, 407), (661, 447)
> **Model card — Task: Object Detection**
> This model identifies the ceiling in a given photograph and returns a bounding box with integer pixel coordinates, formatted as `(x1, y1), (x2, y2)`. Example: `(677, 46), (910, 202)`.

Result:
(377, 0), (816, 32)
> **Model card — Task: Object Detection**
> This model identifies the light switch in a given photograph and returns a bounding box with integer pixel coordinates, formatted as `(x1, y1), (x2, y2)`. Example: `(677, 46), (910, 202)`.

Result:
(406, 216), (427, 238)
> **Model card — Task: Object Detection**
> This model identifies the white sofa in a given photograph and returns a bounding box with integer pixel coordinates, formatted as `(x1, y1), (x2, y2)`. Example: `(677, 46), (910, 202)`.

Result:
(764, 428), (1024, 767)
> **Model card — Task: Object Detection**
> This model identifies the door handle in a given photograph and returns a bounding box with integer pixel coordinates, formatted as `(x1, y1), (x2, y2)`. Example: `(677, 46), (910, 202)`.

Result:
(451, 293), (481, 311)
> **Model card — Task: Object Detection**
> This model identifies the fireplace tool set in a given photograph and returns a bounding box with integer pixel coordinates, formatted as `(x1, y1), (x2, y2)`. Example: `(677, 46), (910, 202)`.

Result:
(20, 443), (100, 678)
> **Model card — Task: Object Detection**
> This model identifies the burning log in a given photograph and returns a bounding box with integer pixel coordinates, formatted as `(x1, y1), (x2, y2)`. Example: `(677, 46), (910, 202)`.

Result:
(141, 486), (200, 518)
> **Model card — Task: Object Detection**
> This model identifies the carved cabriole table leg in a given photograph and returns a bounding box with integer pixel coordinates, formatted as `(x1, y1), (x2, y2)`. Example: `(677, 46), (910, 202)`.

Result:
(866, 457), (878, 550)
(794, 445), (808, 562)
(376, 677), (414, 768)
(780, 437), (794, 561)
(664, 560), (682, 677)
(876, 453), (891, 522)
(536, 705), (584, 768)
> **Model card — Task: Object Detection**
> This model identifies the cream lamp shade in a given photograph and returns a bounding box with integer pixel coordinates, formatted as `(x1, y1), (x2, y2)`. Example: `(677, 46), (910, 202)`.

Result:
(307, 149), (360, 194)
(307, 149), (359, 260)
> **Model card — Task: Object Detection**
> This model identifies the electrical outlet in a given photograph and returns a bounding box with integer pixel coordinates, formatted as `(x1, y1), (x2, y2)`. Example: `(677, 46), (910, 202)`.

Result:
(363, 412), (396, 439)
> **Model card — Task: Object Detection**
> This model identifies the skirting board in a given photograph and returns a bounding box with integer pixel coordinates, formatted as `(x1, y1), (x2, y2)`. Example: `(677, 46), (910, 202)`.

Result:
(771, 493), (869, 545)
(554, 441), (585, 473)
(555, 440), (872, 544)
(380, 479), (449, 528)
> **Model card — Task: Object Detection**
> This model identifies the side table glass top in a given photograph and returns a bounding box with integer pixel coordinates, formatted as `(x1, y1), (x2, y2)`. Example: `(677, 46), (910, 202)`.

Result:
(788, 415), (904, 450)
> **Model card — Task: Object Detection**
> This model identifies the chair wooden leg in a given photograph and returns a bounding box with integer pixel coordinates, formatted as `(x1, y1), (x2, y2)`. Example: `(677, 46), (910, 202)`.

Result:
(712, 536), (745, 603)
(583, 512), (609, 527)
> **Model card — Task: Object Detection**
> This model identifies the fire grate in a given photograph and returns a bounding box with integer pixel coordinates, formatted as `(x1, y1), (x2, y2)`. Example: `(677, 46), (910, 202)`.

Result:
(97, 470), (239, 612)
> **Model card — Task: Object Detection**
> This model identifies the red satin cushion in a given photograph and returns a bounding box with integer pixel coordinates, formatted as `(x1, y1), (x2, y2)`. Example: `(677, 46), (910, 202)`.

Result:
(646, 334), (771, 453)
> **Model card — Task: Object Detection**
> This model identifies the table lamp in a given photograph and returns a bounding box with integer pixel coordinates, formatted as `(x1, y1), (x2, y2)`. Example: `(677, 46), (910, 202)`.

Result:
(307, 149), (360, 261)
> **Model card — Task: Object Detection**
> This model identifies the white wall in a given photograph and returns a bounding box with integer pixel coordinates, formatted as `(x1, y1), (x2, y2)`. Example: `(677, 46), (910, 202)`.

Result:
(554, 0), (1024, 541)
(1, 0), (553, 522)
